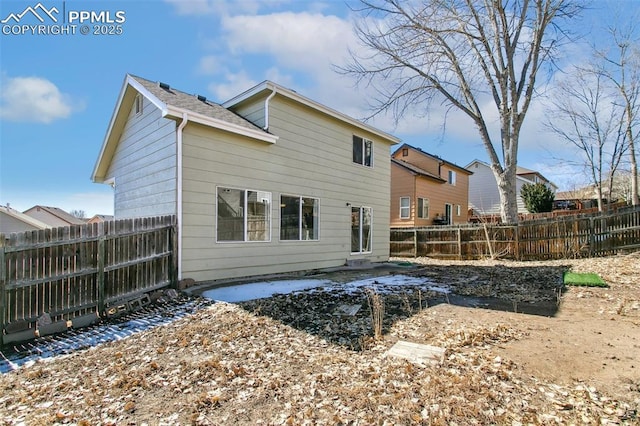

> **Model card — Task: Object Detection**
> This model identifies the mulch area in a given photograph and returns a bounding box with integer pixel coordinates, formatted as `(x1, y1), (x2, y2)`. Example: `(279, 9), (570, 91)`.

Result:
(0, 254), (638, 425)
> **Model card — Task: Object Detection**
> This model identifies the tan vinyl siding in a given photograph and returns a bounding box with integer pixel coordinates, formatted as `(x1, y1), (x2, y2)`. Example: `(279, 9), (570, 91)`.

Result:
(105, 97), (177, 219)
(390, 163), (416, 227)
(391, 154), (470, 227)
(181, 95), (392, 281)
(397, 148), (440, 176)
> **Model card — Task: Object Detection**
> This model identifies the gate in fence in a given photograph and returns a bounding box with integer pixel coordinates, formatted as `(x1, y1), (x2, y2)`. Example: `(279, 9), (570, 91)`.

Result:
(0, 215), (177, 345)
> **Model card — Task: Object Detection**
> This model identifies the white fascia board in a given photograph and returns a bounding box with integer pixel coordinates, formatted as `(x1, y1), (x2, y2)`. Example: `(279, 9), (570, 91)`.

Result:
(125, 74), (166, 112)
(224, 81), (401, 145)
(165, 106), (278, 144)
(92, 75), (169, 183)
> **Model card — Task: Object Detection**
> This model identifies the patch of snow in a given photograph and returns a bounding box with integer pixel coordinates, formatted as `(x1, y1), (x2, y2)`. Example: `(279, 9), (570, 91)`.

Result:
(202, 279), (332, 302)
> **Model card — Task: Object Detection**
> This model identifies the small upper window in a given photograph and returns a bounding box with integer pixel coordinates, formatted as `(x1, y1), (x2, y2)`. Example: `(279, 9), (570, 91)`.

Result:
(402, 148), (409, 157)
(134, 94), (143, 115)
(353, 136), (373, 167)
(448, 170), (457, 185)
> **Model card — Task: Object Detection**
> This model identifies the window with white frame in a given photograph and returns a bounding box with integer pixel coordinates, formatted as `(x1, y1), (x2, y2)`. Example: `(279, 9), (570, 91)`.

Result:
(456, 205), (461, 216)
(353, 136), (373, 167)
(417, 198), (429, 219)
(280, 195), (319, 241)
(399, 197), (410, 219)
(351, 206), (372, 253)
(217, 187), (271, 242)
(448, 170), (457, 185)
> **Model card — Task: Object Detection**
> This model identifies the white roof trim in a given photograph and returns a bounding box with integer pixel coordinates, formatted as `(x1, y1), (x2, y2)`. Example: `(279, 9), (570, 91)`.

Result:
(164, 105), (278, 144)
(92, 75), (279, 183)
(223, 81), (401, 145)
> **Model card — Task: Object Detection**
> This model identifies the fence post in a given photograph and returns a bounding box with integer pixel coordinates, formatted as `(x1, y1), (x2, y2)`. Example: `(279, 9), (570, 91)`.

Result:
(413, 229), (417, 258)
(97, 236), (105, 317)
(589, 217), (595, 257)
(457, 228), (462, 260)
(514, 225), (520, 260)
(169, 218), (179, 288)
(0, 242), (5, 347)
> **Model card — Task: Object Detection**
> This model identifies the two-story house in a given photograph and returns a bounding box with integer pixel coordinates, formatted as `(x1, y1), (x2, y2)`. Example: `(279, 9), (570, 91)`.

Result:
(390, 144), (472, 227)
(92, 74), (400, 282)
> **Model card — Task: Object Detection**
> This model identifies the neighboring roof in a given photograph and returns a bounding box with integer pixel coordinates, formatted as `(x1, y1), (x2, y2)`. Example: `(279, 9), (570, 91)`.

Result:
(393, 143), (472, 174)
(466, 159), (557, 188)
(92, 74), (279, 183)
(0, 205), (52, 231)
(223, 81), (401, 145)
(23, 205), (87, 225)
(88, 214), (115, 222)
(391, 158), (446, 182)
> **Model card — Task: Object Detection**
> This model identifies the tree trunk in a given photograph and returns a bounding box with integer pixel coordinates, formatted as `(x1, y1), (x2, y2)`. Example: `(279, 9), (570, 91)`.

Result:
(494, 167), (519, 224)
(627, 134), (639, 206)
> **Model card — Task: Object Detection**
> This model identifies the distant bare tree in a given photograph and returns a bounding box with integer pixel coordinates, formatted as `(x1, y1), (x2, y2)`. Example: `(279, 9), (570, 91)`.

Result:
(546, 69), (627, 211)
(342, 0), (582, 222)
(593, 18), (640, 206)
(70, 209), (86, 219)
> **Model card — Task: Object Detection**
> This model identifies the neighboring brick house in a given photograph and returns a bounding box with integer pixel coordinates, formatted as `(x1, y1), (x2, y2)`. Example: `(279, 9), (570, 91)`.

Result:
(390, 144), (472, 227)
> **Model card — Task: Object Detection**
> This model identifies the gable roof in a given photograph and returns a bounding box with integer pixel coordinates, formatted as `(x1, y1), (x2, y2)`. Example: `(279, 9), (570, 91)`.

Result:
(391, 158), (446, 182)
(466, 159), (557, 189)
(223, 81), (401, 145)
(23, 205), (87, 225)
(0, 205), (52, 231)
(92, 74), (279, 183)
(392, 143), (472, 174)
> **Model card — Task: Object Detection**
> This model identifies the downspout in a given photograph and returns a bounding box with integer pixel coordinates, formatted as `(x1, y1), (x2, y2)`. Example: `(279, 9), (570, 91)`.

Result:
(176, 112), (188, 281)
(263, 87), (277, 131)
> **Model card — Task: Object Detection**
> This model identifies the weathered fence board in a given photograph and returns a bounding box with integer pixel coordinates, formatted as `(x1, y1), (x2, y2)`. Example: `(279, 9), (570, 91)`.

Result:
(0, 215), (177, 345)
(391, 206), (640, 260)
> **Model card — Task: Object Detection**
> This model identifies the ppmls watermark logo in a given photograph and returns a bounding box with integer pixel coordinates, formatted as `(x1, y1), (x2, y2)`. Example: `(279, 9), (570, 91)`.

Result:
(1, 2), (126, 36)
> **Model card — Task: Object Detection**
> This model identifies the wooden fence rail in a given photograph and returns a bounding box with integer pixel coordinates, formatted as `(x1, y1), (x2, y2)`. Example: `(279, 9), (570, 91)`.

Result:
(391, 206), (640, 260)
(0, 215), (177, 345)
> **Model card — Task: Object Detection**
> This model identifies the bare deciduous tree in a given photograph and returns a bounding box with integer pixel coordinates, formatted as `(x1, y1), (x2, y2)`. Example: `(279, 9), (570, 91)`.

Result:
(342, 0), (582, 222)
(594, 19), (640, 206)
(546, 69), (627, 211)
(70, 209), (86, 219)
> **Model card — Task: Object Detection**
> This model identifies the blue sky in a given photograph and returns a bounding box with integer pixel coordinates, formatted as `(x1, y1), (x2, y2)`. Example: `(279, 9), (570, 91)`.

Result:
(0, 0), (635, 217)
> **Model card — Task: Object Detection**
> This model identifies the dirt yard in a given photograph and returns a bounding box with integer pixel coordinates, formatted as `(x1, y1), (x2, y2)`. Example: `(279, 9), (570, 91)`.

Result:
(0, 253), (638, 425)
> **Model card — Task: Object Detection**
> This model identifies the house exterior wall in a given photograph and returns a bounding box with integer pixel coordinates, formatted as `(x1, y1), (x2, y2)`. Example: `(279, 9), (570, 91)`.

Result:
(105, 96), (177, 219)
(391, 163), (469, 227)
(22, 209), (69, 227)
(395, 147), (440, 176)
(390, 163), (416, 227)
(468, 161), (528, 215)
(0, 212), (41, 234)
(180, 94), (393, 281)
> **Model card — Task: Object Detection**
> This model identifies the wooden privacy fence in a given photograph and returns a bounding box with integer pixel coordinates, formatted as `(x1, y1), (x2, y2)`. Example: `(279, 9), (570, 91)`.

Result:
(0, 215), (177, 345)
(391, 206), (640, 260)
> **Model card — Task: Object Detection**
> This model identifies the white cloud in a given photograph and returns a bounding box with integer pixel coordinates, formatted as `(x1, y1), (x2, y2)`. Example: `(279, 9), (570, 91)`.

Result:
(197, 55), (226, 75)
(208, 71), (258, 101)
(165, 0), (270, 16)
(0, 76), (77, 123)
(221, 12), (354, 72)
